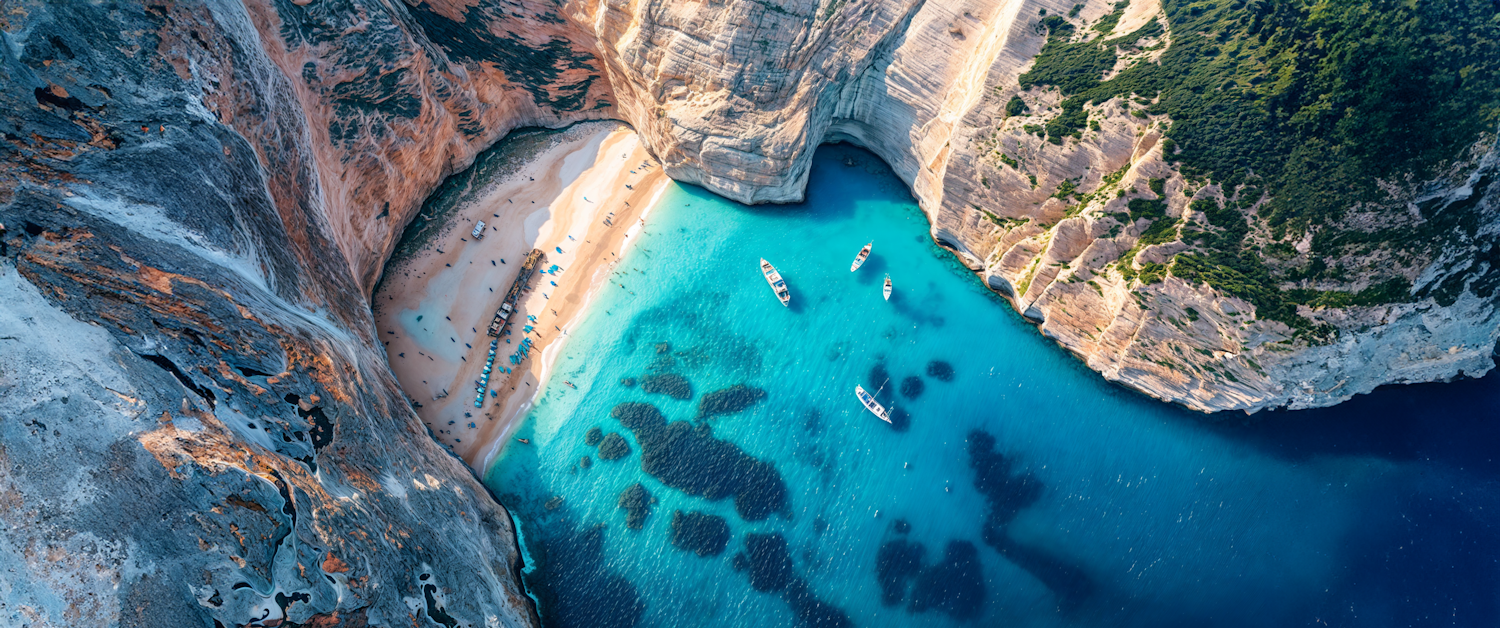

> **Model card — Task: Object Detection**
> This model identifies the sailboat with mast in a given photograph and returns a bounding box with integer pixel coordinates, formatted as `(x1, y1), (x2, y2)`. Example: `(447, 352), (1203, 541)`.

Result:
(850, 241), (872, 272)
(855, 381), (891, 423)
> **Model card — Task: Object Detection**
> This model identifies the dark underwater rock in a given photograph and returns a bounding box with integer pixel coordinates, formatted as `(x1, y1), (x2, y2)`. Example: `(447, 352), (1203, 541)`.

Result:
(669, 511), (730, 556)
(743, 533), (795, 593)
(585, 426), (604, 446)
(740, 533), (853, 628)
(697, 384), (767, 419)
(580, 455), (593, 468)
(621, 377), (637, 388)
(926, 361), (955, 382)
(641, 373), (692, 400)
(888, 406), (911, 432)
(968, 429), (1095, 609)
(876, 539), (926, 606)
(611, 402), (787, 520)
(598, 432), (632, 461)
(785, 579), (853, 628)
(900, 376), (925, 399)
(908, 541), (984, 620)
(617, 484), (654, 530)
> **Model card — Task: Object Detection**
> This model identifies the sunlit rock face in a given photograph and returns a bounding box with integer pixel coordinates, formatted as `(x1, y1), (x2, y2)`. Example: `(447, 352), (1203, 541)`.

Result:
(1, 0), (1496, 623)
(569, 0), (1500, 413)
(0, 1), (561, 625)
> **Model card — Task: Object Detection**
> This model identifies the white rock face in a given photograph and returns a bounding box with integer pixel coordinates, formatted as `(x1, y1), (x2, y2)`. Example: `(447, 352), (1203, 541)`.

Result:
(203, 0), (1497, 415)
(550, 0), (1500, 412)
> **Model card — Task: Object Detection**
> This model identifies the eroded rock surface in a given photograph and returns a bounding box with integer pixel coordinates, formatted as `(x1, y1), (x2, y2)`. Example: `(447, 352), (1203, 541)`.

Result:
(2, 0), (1496, 624)
(1, 1), (550, 625)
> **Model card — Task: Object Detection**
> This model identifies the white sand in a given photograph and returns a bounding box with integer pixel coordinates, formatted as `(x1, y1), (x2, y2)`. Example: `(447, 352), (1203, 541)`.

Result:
(1111, 0), (1162, 36)
(373, 123), (670, 471)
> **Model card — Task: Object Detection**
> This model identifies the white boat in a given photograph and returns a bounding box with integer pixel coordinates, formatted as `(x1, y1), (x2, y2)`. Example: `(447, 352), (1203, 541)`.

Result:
(761, 258), (790, 306)
(855, 385), (891, 423)
(883, 274), (892, 300)
(850, 241), (872, 272)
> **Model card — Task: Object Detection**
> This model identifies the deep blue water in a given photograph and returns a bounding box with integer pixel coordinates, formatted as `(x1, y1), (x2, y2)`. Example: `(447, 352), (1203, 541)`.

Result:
(484, 145), (1500, 628)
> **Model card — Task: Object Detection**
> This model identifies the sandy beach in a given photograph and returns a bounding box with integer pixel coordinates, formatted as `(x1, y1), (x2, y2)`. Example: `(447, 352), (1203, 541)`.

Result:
(373, 123), (669, 471)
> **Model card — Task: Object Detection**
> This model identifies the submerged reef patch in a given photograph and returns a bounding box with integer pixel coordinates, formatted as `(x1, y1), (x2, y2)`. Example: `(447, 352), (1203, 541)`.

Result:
(968, 429), (1094, 610)
(875, 539), (926, 606)
(697, 384), (767, 419)
(900, 376), (925, 400)
(669, 510), (731, 556)
(737, 533), (852, 628)
(888, 406), (911, 433)
(641, 373), (693, 400)
(586, 426), (604, 446)
(742, 533), (795, 592)
(908, 541), (985, 620)
(617, 483), (654, 530)
(611, 402), (788, 520)
(926, 361), (954, 382)
(598, 432), (632, 461)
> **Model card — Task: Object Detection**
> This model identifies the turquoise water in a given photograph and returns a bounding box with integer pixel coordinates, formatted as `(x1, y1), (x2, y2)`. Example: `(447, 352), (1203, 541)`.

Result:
(484, 145), (1500, 627)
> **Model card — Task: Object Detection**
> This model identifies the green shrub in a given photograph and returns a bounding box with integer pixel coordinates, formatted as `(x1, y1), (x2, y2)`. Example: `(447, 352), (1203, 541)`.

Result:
(1093, 2), (1126, 34)
(1005, 95), (1028, 117)
(1001, 0), (1500, 316)
(1128, 198), (1166, 221)
(1138, 262), (1168, 284)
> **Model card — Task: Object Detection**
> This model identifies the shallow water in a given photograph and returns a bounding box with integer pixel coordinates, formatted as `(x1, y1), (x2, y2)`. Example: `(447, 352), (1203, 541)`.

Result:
(485, 145), (1500, 628)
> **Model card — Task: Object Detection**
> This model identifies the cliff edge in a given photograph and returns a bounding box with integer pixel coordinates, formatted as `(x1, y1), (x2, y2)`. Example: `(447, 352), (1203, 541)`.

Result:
(2, 0), (1497, 625)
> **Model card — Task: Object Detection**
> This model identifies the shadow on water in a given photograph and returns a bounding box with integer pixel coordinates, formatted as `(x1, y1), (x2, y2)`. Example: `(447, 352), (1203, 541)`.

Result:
(854, 253), (888, 285)
(1202, 371), (1500, 626)
(1208, 372), (1500, 469)
(887, 281), (948, 329)
(496, 467), (645, 628)
(966, 429), (1095, 612)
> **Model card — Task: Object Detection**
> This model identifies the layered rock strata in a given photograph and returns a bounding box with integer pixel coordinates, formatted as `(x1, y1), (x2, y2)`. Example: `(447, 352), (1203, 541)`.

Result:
(2, 0), (1496, 625)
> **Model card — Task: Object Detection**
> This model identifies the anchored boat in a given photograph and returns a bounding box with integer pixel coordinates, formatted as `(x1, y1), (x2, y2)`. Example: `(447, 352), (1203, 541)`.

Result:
(883, 274), (892, 300)
(761, 258), (790, 306)
(855, 385), (891, 423)
(850, 241), (872, 272)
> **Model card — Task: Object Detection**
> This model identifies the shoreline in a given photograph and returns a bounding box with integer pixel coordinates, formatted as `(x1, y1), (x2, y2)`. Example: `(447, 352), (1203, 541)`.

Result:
(373, 122), (669, 471)
(471, 180), (673, 472)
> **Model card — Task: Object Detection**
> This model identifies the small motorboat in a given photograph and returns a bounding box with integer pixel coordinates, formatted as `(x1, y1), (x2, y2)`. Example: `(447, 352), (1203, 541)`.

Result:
(855, 384), (891, 423)
(850, 241), (872, 272)
(761, 258), (791, 306)
(883, 274), (892, 300)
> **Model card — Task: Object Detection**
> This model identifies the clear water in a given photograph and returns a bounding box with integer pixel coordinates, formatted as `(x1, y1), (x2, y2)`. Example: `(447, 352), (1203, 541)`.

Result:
(484, 145), (1500, 628)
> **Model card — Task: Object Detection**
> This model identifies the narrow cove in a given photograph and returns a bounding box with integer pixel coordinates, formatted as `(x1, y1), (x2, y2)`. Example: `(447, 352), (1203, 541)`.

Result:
(398, 140), (1499, 627)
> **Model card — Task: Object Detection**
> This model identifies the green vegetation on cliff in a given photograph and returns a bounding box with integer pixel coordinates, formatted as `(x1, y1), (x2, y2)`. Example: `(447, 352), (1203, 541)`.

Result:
(1016, 0), (1500, 332)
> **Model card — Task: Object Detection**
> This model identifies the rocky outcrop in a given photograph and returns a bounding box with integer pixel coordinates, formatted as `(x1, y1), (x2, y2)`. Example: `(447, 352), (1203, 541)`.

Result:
(556, 0), (1500, 413)
(1, 0), (1495, 623)
(1, 1), (548, 625)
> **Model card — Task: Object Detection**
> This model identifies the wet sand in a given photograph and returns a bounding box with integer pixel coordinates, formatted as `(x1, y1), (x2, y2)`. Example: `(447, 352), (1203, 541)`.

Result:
(373, 123), (669, 470)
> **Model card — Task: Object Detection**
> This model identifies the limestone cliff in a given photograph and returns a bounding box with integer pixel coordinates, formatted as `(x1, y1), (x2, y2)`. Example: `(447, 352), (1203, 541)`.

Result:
(1, 1), (550, 625)
(2, 0), (1497, 625)
(555, 0), (1500, 412)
